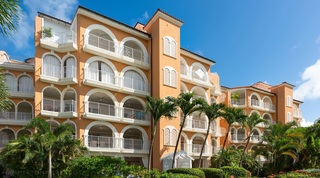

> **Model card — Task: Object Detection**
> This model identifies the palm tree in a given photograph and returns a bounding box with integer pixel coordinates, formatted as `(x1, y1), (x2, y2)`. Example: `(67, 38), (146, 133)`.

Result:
(239, 113), (267, 167)
(259, 122), (303, 174)
(219, 107), (246, 168)
(24, 117), (84, 178)
(197, 102), (225, 168)
(0, 0), (20, 36)
(170, 92), (206, 168)
(145, 95), (178, 171)
(0, 68), (12, 111)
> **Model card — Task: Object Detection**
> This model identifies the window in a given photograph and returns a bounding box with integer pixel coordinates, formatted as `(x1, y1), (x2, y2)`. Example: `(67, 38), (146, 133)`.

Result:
(287, 112), (292, 123)
(163, 36), (177, 58)
(163, 126), (177, 146)
(163, 67), (177, 87)
(286, 95), (292, 107)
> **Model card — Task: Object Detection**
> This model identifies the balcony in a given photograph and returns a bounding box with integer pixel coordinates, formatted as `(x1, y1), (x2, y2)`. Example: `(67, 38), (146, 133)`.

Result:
(85, 135), (149, 154)
(230, 98), (246, 107)
(211, 127), (223, 137)
(250, 99), (276, 112)
(293, 110), (303, 119)
(40, 31), (77, 53)
(83, 101), (118, 122)
(212, 147), (220, 155)
(123, 107), (150, 126)
(180, 66), (212, 88)
(7, 84), (34, 98)
(183, 118), (207, 133)
(250, 135), (261, 143)
(41, 98), (77, 118)
(181, 143), (212, 156)
(0, 111), (33, 125)
(83, 34), (150, 69)
(121, 76), (149, 95)
(230, 134), (246, 143)
(41, 65), (77, 85)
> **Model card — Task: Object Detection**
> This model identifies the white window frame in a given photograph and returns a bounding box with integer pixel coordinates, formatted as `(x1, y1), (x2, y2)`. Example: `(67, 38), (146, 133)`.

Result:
(287, 112), (292, 123)
(163, 126), (177, 146)
(163, 36), (177, 58)
(162, 66), (177, 87)
(286, 95), (292, 107)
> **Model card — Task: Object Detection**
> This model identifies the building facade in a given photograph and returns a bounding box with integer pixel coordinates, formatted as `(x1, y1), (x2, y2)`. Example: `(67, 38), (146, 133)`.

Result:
(0, 6), (302, 171)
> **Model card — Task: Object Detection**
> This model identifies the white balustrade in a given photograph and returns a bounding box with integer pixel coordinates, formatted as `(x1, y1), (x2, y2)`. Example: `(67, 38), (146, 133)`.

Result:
(87, 33), (115, 52)
(123, 107), (148, 121)
(87, 101), (115, 116)
(64, 100), (76, 112)
(231, 98), (245, 106)
(42, 31), (77, 44)
(85, 67), (116, 84)
(43, 98), (61, 112)
(123, 76), (149, 92)
(192, 119), (207, 129)
(123, 45), (144, 61)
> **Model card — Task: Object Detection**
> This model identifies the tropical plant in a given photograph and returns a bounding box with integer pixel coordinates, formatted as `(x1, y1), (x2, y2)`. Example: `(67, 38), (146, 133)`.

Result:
(43, 27), (52, 38)
(145, 95), (178, 170)
(239, 113), (267, 167)
(0, 118), (85, 178)
(219, 107), (246, 167)
(0, 68), (12, 111)
(0, 0), (20, 37)
(169, 92), (206, 168)
(259, 122), (303, 174)
(197, 102), (225, 168)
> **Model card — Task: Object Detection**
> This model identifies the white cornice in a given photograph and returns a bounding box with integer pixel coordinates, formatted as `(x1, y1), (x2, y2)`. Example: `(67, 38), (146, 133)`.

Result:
(145, 11), (183, 30)
(0, 63), (34, 72)
(77, 8), (150, 40)
(180, 49), (214, 66)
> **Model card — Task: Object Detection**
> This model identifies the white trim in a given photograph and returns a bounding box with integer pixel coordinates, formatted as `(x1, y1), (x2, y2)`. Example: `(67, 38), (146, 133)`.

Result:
(83, 24), (118, 47)
(119, 37), (149, 63)
(119, 125), (148, 142)
(180, 49), (214, 66)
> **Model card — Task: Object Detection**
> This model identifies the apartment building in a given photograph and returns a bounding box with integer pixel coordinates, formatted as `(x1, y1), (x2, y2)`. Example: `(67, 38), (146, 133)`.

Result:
(0, 5), (302, 171)
(220, 82), (303, 154)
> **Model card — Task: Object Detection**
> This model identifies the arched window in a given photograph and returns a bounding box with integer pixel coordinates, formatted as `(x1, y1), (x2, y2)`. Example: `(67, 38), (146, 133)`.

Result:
(163, 67), (177, 87)
(124, 70), (145, 91)
(64, 57), (76, 78)
(286, 95), (292, 107)
(43, 55), (61, 78)
(163, 36), (177, 58)
(18, 76), (33, 93)
(87, 61), (114, 84)
(163, 126), (177, 146)
(4, 74), (16, 92)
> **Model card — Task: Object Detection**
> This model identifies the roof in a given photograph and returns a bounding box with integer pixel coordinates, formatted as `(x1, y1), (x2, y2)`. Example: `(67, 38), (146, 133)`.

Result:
(160, 151), (194, 160)
(38, 12), (71, 25)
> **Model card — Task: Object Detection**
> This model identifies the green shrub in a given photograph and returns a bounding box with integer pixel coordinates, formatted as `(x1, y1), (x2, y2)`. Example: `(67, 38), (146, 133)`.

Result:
(200, 168), (223, 178)
(221, 166), (248, 178)
(160, 172), (199, 178)
(166, 168), (205, 178)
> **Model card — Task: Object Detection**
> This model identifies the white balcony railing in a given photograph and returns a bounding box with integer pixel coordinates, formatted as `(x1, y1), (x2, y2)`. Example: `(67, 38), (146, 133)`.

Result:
(64, 100), (76, 112)
(123, 76), (149, 92)
(294, 110), (302, 118)
(230, 98), (245, 106)
(123, 107), (148, 121)
(181, 143), (211, 154)
(123, 45), (144, 62)
(249, 99), (276, 111)
(85, 68), (116, 85)
(42, 31), (77, 44)
(87, 101), (115, 116)
(192, 119), (207, 129)
(250, 135), (261, 142)
(43, 65), (77, 80)
(251, 99), (260, 107)
(192, 71), (207, 82)
(87, 34), (115, 52)
(237, 134), (246, 141)
(86, 135), (149, 151)
(0, 111), (15, 119)
(63, 66), (77, 79)
(17, 112), (33, 120)
(43, 98), (60, 112)
(6, 84), (34, 94)
(0, 111), (32, 121)
(262, 102), (275, 111)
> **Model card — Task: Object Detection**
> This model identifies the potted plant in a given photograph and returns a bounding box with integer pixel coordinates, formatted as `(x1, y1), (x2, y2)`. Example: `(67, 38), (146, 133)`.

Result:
(43, 27), (52, 38)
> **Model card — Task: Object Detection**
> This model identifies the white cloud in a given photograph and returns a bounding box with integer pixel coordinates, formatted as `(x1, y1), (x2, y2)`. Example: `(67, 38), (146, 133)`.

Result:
(9, 0), (78, 49)
(300, 118), (314, 127)
(131, 11), (149, 25)
(294, 59), (320, 100)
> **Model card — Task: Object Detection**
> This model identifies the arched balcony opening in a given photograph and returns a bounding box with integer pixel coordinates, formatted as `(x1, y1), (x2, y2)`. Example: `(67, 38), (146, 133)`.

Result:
(123, 99), (146, 120)
(192, 112), (207, 130)
(0, 101), (15, 120)
(47, 120), (59, 132)
(43, 87), (61, 112)
(123, 41), (144, 62)
(230, 90), (246, 106)
(17, 102), (32, 121)
(0, 129), (15, 147)
(192, 65), (207, 82)
(180, 58), (188, 76)
(4, 74), (16, 92)
(87, 92), (115, 116)
(263, 114), (273, 126)
(17, 129), (31, 138)
(123, 70), (147, 92)
(63, 57), (76, 79)
(64, 122), (76, 139)
(262, 97), (274, 110)
(251, 129), (260, 142)
(231, 128), (236, 141)
(88, 29), (115, 52)
(181, 135), (187, 152)
(88, 124), (114, 148)
(212, 139), (218, 155)
(237, 145), (245, 150)
(63, 89), (76, 112)
(123, 128), (143, 150)
(43, 55), (61, 78)
(192, 87), (207, 102)
(192, 136), (205, 153)
(237, 128), (246, 141)
(251, 95), (260, 107)
(17, 75), (33, 93)
(87, 61), (115, 85)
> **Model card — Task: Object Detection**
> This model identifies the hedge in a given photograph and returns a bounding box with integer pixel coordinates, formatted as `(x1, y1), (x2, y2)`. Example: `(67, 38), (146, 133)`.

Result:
(221, 166), (248, 178)
(166, 168), (205, 178)
(200, 168), (224, 178)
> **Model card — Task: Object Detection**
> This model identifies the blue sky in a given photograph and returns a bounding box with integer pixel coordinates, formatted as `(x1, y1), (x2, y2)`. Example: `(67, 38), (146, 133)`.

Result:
(1, 0), (320, 126)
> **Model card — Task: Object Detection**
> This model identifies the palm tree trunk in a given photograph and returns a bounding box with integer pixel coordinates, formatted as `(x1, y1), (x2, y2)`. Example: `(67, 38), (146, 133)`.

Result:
(198, 121), (211, 168)
(172, 115), (187, 168)
(148, 126), (156, 171)
(239, 132), (251, 167)
(48, 149), (52, 178)
(219, 125), (230, 168)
